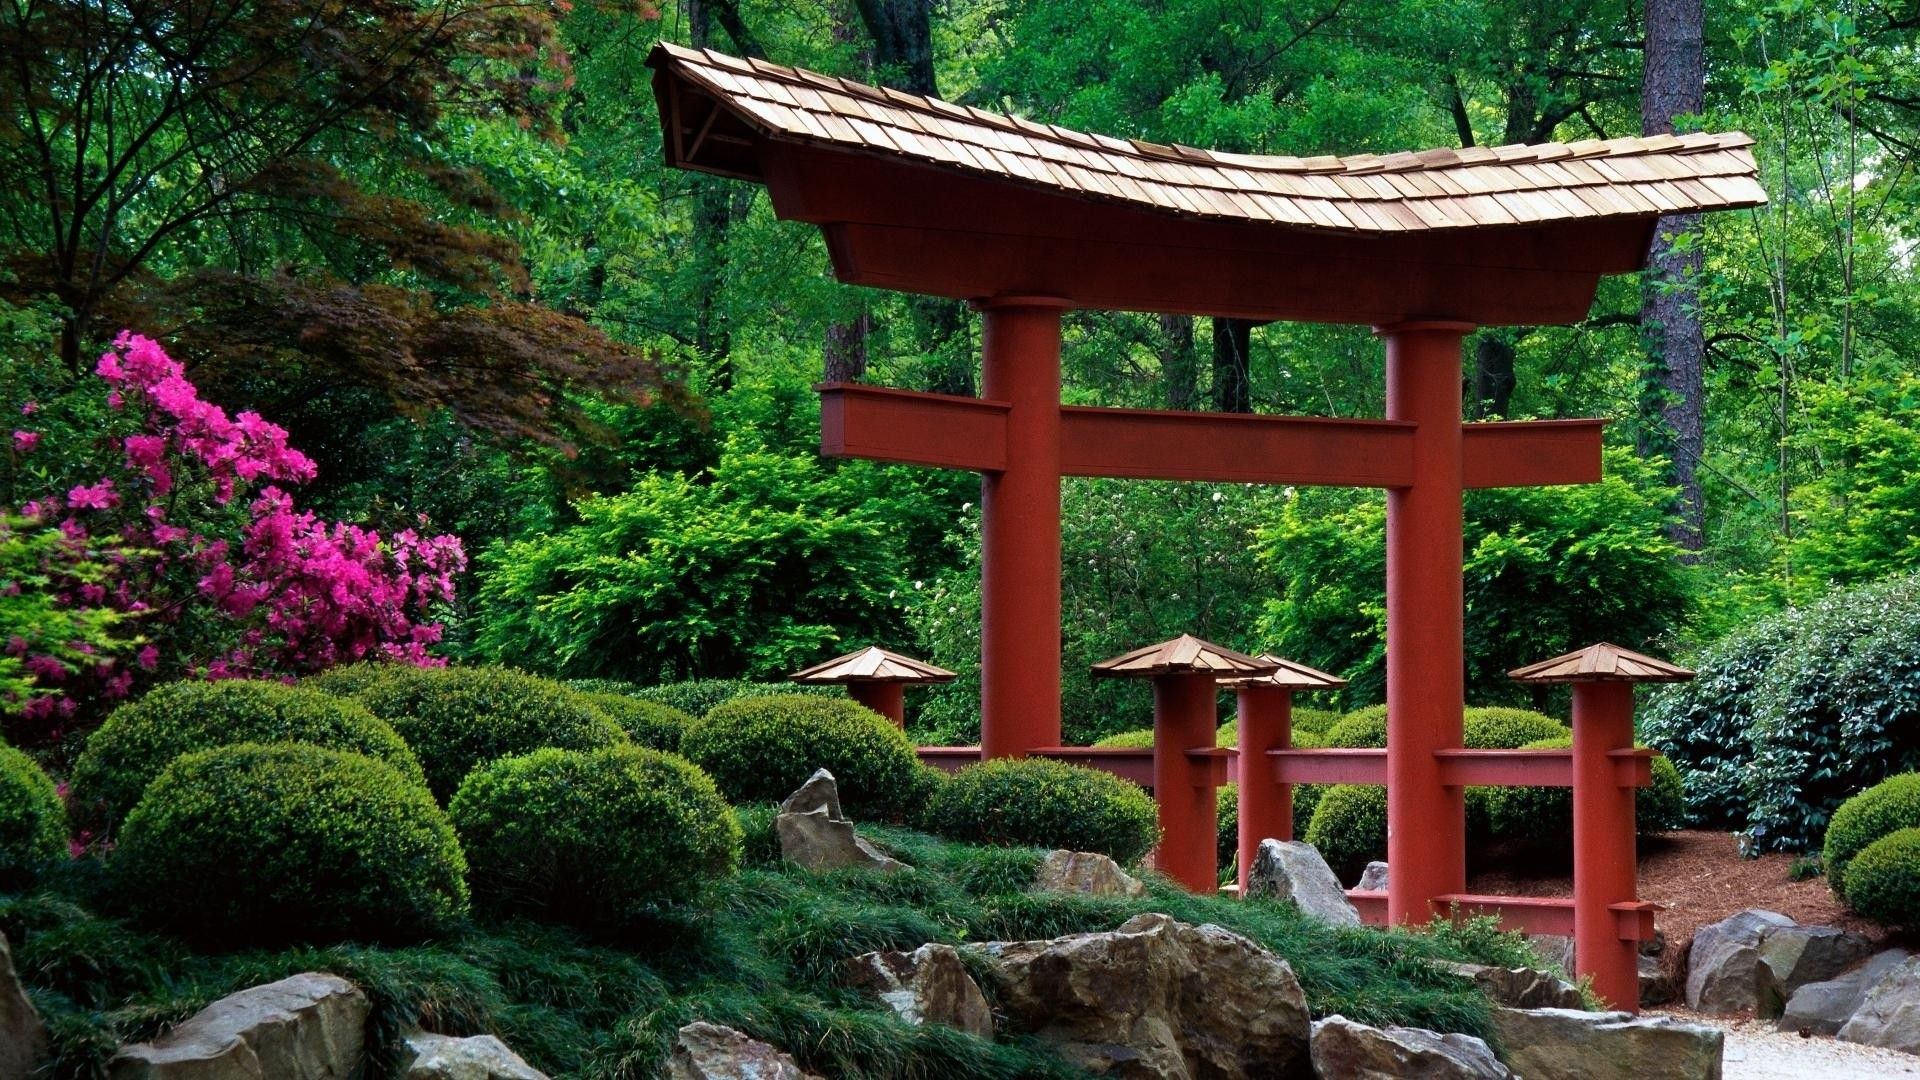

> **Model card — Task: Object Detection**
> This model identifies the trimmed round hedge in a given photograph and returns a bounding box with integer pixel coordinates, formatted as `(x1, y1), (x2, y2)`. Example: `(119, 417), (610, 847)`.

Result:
(1843, 827), (1920, 926)
(1463, 708), (1568, 749)
(632, 679), (833, 718)
(1824, 773), (1920, 894)
(1304, 784), (1387, 884)
(450, 746), (741, 924)
(924, 758), (1159, 864)
(71, 679), (426, 828)
(113, 743), (469, 944)
(577, 692), (694, 752)
(303, 661), (412, 698)
(347, 666), (627, 801)
(682, 694), (928, 821)
(0, 744), (65, 888)
(1325, 706), (1388, 749)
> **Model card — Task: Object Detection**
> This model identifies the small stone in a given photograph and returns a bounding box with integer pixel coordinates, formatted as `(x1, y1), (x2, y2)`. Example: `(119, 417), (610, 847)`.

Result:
(1033, 849), (1146, 897)
(1, 932), (48, 1080)
(773, 770), (907, 873)
(778, 768), (842, 818)
(844, 943), (993, 1038)
(1778, 948), (1909, 1037)
(1311, 1015), (1513, 1079)
(1356, 861), (1390, 891)
(1683, 908), (1796, 1015)
(1244, 839), (1361, 926)
(665, 1022), (821, 1080)
(1836, 954), (1920, 1055)
(1431, 961), (1584, 1010)
(108, 973), (368, 1079)
(402, 1032), (547, 1079)
(1489, 1007), (1724, 1080)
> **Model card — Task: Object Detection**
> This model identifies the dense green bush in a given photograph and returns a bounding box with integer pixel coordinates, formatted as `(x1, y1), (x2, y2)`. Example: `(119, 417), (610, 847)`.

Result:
(632, 679), (833, 718)
(112, 743), (469, 944)
(347, 666), (627, 800)
(1823, 774), (1920, 894)
(575, 692), (693, 752)
(1842, 827), (1920, 926)
(71, 679), (425, 828)
(1304, 784), (1388, 884)
(1463, 708), (1567, 749)
(303, 661), (413, 698)
(923, 758), (1159, 864)
(1641, 615), (1797, 828)
(0, 743), (65, 887)
(681, 694), (928, 821)
(1325, 706), (1388, 748)
(450, 746), (741, 924)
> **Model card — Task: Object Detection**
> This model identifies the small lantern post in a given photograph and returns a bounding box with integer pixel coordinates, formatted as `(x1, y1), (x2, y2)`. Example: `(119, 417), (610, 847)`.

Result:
(789, 647), (957, 728)
(1093, 636), (1275, 892)
(1219, 654), (1347, 894)
(1509, 643), (1693, 1012)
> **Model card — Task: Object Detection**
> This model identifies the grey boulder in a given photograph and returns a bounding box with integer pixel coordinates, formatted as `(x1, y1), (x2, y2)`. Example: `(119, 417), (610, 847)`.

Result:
(1682, 908), (1796, 1014)
(1753, 923), (1875, 1013)
(1837, 954), (1920, 1055)
(1245, 839), (1361, 927)
(1431, 961), (1583, 1010)
(1309, 1015), (1512, 1079)
(108, 973), (368, 1079)
(1356, 861), (1390, 892)
(1778, 947), (1909, 1036)
(1639, 954), (1676, 1007)
(774, 769), (906, 873)
(1, 932), (47, 1080)
(1034, 849), (1147, 897)
(402, 1033), (547, 1079)
(1489, 1007), (1723, 1080)
(665, 1022), (821, 1080)
(843, 943), (993, 1038)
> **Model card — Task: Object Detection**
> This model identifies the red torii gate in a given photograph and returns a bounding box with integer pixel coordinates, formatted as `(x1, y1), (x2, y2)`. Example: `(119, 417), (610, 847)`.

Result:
(647, 44), (1762, 936)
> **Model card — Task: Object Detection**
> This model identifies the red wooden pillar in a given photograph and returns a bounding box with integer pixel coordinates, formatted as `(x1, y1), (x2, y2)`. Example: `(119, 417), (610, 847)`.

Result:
(1574, 680), (1639, 1010)
(1155, 672), (1221, 891)
(978, 297), (1069, 759)
(849, 682), (907, 726)
(1235, 684), (1292, 889)
(1379, 320), (1473, 925)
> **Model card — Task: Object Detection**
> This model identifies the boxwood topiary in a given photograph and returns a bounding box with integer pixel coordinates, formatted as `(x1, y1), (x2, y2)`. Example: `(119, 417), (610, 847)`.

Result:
(924, 757), (1159, 864)
(1824, 773), (1920, 894)
(1842, 827), (1920, 926)
(1463, 707), (1568, 749)
(347, 666), (627, 801)
(632, 679), (834, 718)
(681, 694), (928, 821)
(450, 746), (741, 924)
(576, 692), (694, 752)
(112, 742), (469, 944)
(1304, 784), (1388, 884)
(1325, 706), (1388, 748)
(302, 661), (413, 698)
(0, 743), (65, 888)
(70, 679), (426, 828)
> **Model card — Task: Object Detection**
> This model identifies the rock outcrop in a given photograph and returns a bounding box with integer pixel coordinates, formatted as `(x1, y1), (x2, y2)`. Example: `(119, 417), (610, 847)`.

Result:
(665, 1023), (821, 1080)
(402, 1033), (548, 1079)
(843, 943), (993, 1038)
(974, 912), (1311, 1078)
(1836, 954), (1920, 1055)
(774, 769), (906, 873)
(108, 973), (368, 1079)
(1431, 961), (1583, 1010)
(1, 932), (47, 1080)
(1778, 948), (1910, 1036)
(1488, 1008), (1723, 1080)
(1244, 840), (1361, 926)
(1033, 849), (1147, 897)
(1309, 1015), (1512, 1079)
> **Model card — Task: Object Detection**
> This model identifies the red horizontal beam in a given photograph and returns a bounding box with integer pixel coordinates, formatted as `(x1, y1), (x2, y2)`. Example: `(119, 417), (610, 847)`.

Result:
(1030, 746), (1155, 786)
(1435, 749), (1572, 787)
(1270, 748), (1388, 785)
(1348, 888), (1389, 926)
(1434, 893), (1575, 936)
(1186, 746), (1236, 787)
(1462, 419), (1604, 489)
(820, 384), (1007, 472)
(1061, 406), (1415, 487)
(917, 746), (981, 773)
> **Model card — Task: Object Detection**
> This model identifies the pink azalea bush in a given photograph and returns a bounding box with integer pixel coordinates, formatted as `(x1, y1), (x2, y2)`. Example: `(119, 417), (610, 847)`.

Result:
(3, 332), (463, 743)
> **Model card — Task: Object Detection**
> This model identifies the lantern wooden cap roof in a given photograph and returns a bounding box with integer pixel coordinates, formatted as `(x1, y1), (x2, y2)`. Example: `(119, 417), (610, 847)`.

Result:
(1220, 653), (1349, 690)
(1508, 642), (1695, 684)
(789, 646), (957, 685)
(1092, 635), (1275, 679)
(650, 42), (1764, 236)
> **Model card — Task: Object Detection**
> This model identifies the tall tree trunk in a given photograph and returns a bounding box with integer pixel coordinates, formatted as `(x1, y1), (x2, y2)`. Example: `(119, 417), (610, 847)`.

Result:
(686, 0), (760, 389)
(824, 311), (870, 383)
(1160, 314), (1199, 409)
(1638, 0), (1707, 553)
(1211, 317), (1253, 413)
(1470, 332), (1518, 419)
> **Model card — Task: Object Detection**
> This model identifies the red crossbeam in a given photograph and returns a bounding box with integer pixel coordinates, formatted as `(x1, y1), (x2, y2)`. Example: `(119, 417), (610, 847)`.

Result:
(1461, 420), (1605, 488)
(1269, 748), (1388, 785)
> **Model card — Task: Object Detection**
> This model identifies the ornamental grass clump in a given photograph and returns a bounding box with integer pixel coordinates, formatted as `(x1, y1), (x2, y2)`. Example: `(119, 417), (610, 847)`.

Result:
(347, 665), (627, 800)
(70, 679), (424, 829)
(682, 694), (928, 821)
(1842, 827), (1920, 927)
(450, 746), (741, 926)
(1824, 773), (1920, 894)
(112, 743), (468, 945)
(0, 743), (65, 888)
(923, 758), (1159, 864)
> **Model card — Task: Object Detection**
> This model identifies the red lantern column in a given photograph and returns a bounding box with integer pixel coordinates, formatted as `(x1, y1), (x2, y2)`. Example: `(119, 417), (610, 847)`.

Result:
(1574, 680), (1639, 1010)
(978, 298), (1068, 760)
(849, 683), (907, 727)
(1235, 684), (1293, 892)
(1155, 671), (1221, 891)
(1380, 320), (1472, 925)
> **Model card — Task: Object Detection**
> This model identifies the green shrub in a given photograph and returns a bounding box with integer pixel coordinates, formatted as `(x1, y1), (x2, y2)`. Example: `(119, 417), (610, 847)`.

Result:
(450, 746), (741, 924)
(1643, 754), (1686, 833)
(1641, 614), (1795, 829)
(1463, 708), (1567, 749)
(576, 692), (694, 752)
(303, 662), (413, 698)
(633, 679), (832, 717)
(113, 743), (469, 944)
(1092, 724), (1323, 750)
(348, 666), (627, 800)
(1092, 727), (1155, 749)
(1214, 715), (1333, 749)
(1325, 706), (1388, 748)
(71, 679), (426, 828)
(1842, 827), (1920, 926)
(0, 744), (65, 887)
(923, 758), (1159, 864)
(1824, 773), (1920, 894)
(682, 694), (928, 821)
(1305, 784), (1388, 884)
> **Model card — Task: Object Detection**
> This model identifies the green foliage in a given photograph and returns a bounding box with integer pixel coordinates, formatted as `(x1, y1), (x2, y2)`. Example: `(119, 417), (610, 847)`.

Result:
(70, 679), (425, 829)
(112, 743), (469, 945)
(1788, 372), (1920, 588)
(1092, 727), (1156, 749)
(630, 679), (833, 718)
(0, 516), (128, 719)
(1841, 828), (1920, 927)
(1463, 708), (1568, 749)
(923, 758), (1160, 864)
(0, 743), (64, 887)
(573, 692), (693, 752)
(1483, 736), (1685, 847)
(1823, 773), (1920, 894)
(1093, 721), (1329, 750)
(1305, 785), (1389, 884)
(450, 746), (741, 925)
(681, 694), (928, 821)
(1325, 706), (1389, 748)
(303, 662), (414, 699)
(347, 666), (627, 801)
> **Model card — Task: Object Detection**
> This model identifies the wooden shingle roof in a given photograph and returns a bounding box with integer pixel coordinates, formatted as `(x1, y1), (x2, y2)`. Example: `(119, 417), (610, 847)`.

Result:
(790, 646), (957, 685)
(651, 42), (1765, 236)
(1220, 654), (1349, 690)
(1093, 635), (1275, 678)
(1508, 643), (1695, 684)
